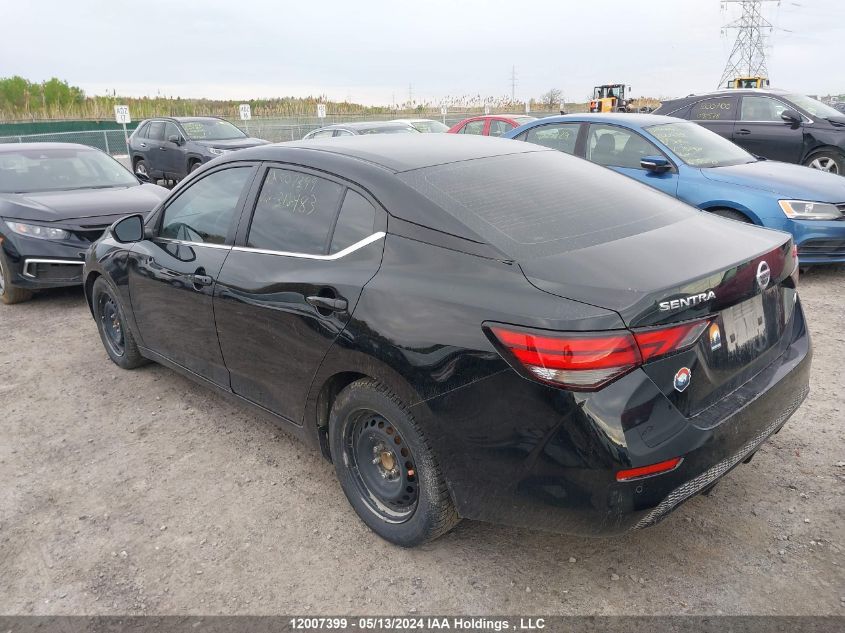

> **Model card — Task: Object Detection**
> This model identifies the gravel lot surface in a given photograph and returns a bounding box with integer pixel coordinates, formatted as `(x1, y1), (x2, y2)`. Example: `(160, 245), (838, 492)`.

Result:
(1, 266), (843, 615)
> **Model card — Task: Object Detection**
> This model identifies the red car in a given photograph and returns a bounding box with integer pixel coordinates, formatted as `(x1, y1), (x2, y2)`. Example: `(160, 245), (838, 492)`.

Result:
(447, 114), (537, 137)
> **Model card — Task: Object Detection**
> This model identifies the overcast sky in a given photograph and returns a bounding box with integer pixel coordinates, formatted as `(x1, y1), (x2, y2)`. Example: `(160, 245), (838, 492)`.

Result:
(3, 0), (843, 105)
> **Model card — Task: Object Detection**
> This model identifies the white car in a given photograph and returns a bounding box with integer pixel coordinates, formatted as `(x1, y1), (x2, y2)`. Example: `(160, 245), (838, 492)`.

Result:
(390, 118), (450, 133)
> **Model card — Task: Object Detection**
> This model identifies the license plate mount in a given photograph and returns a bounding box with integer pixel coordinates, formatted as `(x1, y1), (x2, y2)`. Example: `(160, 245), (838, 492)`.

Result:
(723, 293), (766, 353)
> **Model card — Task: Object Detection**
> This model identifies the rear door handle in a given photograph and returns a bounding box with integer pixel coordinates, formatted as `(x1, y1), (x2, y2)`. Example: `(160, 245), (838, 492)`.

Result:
(306, 295), (348, 312)
(192, 273), (214, 288)
(140, 143), (147, 147)
(735, 129), (752, 136)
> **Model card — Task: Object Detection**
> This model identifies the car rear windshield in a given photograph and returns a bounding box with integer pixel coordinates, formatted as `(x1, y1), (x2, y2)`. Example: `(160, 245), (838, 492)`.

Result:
(398, 150), (696, 260)
(646, 121), (755, 168)
(181, 119), (247, 141)
(409, 120), (450, 133)
(0, 147), (139, 193)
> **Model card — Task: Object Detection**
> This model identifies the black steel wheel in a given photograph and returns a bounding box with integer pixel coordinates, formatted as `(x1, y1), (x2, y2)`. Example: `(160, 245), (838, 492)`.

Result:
(92, 277), (147, 369)
(345, 411), (419, 521)
(329, 378), (460, 547)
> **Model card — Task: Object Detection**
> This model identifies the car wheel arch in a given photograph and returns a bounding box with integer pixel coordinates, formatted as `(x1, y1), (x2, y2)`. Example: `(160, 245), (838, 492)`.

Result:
(305, 352), (427, 462)
(699, 203), (760, 225)
(84, 270), (101, 316)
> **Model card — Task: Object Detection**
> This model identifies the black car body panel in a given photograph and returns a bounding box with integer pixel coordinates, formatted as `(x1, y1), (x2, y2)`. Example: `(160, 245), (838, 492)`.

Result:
(83, 135), (811, 536)
(654, 89), (845, 169)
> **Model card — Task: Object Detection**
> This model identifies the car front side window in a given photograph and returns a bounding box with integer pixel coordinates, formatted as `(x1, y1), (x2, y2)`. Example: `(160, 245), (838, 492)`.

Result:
(740, 96), (788, 122)
(586, 125), (665, 170)
(488, 120), (513, 137)
(159, 166), (253, 245)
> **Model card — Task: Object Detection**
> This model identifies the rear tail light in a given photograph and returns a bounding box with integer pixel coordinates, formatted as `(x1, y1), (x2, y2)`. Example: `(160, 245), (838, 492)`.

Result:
(616, 457), (683, 481)
(486, 319), (709, 391)
(790, 242), (799, 287)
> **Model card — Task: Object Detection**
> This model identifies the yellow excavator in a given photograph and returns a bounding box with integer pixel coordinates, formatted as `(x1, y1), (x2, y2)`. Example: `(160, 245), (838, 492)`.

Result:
(589, 84), (634, 113)
(726, 76), (770, 89)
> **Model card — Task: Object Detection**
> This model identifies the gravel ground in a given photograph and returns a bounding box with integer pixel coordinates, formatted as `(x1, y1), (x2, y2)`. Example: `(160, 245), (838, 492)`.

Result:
(1, 266), (843, 616)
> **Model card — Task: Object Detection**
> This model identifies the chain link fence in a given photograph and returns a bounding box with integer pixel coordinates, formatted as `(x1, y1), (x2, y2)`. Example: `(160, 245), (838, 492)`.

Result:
(0, 112), (563, 154)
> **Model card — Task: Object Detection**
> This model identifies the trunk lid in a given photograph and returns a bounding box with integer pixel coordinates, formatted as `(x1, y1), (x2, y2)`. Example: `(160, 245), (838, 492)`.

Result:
(519, 213), (797, 418)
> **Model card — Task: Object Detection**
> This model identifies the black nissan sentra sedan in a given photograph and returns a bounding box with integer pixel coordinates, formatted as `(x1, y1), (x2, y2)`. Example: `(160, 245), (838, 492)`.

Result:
(83, 134), (811, 546)
(0, 143), (168, 304)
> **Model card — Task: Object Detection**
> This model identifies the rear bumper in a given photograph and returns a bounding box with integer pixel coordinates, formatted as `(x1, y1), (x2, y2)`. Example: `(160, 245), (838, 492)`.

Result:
(413, 300), (811, 536)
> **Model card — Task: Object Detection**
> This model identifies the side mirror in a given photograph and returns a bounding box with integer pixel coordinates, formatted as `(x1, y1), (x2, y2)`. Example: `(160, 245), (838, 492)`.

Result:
(167, 134), (182, 145)
(781, 109), (802, 124)
(111, 214), (145, 244)
(641, 156), (672, 173)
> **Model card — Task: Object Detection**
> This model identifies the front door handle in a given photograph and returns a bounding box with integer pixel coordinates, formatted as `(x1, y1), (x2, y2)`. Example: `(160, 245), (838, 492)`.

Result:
(192, 272), (214, 289)
(735, 128), (752, 136)
(306, 295), (348, 312)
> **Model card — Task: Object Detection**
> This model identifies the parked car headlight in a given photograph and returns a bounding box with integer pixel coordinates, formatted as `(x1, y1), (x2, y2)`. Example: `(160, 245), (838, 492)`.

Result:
(778, 200), (843, 220)
(5, 220), (71, 240)
(208, 147), (231, 156)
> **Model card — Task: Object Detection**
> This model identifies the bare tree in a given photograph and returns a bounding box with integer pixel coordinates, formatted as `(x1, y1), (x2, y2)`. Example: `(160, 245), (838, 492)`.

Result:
(539, 88), (562, 109)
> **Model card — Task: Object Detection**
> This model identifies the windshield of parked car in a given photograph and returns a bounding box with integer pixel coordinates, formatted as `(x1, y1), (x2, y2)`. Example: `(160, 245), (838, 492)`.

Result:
(0, 147), (139, 193)
(646, 121), (756, 168)
(408, 120), (449, 133)
(783, 94), (844, 119)
(181, 119), (247, 141)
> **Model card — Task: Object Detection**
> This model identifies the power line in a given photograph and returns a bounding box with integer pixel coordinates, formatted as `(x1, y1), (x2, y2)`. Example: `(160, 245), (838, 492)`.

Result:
(718, 0), (779, 88)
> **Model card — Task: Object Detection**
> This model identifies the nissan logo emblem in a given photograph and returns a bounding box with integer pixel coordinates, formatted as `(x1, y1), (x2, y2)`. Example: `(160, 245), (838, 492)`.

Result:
(756, 260), (771, 289)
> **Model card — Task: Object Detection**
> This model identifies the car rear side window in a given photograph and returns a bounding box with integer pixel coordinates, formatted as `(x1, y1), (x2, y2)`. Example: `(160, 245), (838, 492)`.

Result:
(399, 150), (694, 260)
(247, 168), (344, 254)
(488, 120), (514, 137)
(690, 97), (737, 121)
(147, 121), (166, 140)
(461, 120), (485, 135)
(525, 123), (580, 154)
(330, 190), (376, 254)
(160, 166), (252, 245)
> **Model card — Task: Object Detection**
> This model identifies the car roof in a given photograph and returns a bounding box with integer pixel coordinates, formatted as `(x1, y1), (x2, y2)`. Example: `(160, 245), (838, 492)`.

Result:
(0, 142), (100, 153)
(227, 133), (550, 173)
(668, 88), (792, 101)
(515, 113), (681, 129)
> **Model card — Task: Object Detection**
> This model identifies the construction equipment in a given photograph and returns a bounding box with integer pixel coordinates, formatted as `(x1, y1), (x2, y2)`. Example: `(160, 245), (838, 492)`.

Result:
(589, 84), (633, 113)
(726, 76), (770, 89)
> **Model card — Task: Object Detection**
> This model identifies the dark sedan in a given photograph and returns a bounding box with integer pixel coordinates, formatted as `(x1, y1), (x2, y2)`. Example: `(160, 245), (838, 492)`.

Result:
(84, 135), (811, 546)
(654, 89), (845, 175)
(0, 143), (168, 304)
(128, 117), (269, 183)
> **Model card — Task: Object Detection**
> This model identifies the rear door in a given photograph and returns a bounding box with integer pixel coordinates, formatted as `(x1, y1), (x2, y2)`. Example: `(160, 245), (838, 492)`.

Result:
(127, 163), (258, 386)
(214, 164), (385, 424)
(734, 95), (804, 162)
(584, 123), (679, 197)
(688, 95), (739, 141)
(144, 120), (167, 175)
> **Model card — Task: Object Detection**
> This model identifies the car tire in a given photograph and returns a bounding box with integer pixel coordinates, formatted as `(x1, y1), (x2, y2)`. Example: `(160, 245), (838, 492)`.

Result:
(803, 150), (844, 175)
(329, 378), (460, 547)
(0, 250), (33, 305)
(91, 277), (147, 369)
(189, 161), (202, 173)
(134, 158), (150, 179)
(710, 208), (753, 223)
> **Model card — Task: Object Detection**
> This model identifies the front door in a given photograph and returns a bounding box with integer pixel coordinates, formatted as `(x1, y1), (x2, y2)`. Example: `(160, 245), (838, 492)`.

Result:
(127, 163), (257, 386)
(734, 95), (804, 162)
(214, 165), (385, 424)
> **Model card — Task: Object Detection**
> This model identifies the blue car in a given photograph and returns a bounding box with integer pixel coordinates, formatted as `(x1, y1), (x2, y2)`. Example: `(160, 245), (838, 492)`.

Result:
(504, 113), (845, 264)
